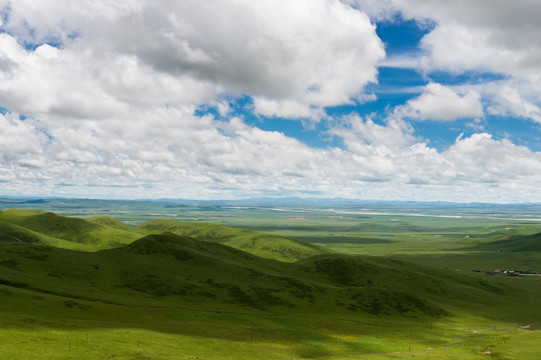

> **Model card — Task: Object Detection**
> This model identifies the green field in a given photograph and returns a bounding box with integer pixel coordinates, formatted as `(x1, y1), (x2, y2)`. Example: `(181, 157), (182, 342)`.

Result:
(1, 198), (541, 359)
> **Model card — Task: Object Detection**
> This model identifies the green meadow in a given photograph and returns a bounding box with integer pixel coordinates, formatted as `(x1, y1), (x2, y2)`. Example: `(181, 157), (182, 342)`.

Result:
(1, 198), (541, 359)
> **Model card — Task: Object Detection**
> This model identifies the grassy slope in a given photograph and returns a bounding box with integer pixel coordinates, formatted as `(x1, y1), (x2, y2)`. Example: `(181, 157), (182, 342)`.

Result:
(0, 210), (330, 261)
(0, 219), (51, 244)
(0, 209), (142, 250)
(86, 215), (146, 234)
(393, 231), (541, 275)
(0, 210), (535, 319)
(0, 233), (533, 319)
(137, 219), (332, 262)
(469, 231), (541, 252)
(7, 283), (524, 360)
(1, 207), (540, 358)
(0, 219), (96, 250)
(1, 233), (540, 359)
(0, 209), (539, 360)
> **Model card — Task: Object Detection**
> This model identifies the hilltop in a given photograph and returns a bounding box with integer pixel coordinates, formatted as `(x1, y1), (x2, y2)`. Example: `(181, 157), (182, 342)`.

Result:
(137, 219), (332, 262)
(0, 209), (141, 250)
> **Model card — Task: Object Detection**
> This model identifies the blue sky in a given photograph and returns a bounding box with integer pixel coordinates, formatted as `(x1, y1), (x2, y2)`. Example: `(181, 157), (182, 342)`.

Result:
(1, 0), (541, 202)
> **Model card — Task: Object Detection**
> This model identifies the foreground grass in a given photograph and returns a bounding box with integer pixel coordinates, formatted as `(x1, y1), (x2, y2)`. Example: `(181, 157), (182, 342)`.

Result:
(2, 284), (537, 360)
(3, 318), (535, 360)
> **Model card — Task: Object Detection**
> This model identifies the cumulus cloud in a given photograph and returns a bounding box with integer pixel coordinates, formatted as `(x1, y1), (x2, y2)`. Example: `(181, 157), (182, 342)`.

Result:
(0, 35), (128, 119)
(0, 113), (48, 161)
(0, 0), (384, 120)
(1, 0), (541, 203)
(341, 0), (398, 21)
(328, 115), (541, 201)
(0, 104), (329, 198)
(354, 0), (541, 126)
(410, 0), (541, 82)
(487, 87), (541, 124)
(2, 104), (541, 202)
(443, 133), (541, 185)
(395, 83), (483, 121)
(332, 116), (415, 154)
(252, 98), (323, 120)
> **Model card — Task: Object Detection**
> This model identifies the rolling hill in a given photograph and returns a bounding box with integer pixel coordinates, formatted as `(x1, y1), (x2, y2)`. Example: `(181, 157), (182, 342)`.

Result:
(471, 231), (541, 252)
(0, 219), (48, 244)
(86, 215), (146, 234)
(137, 219), (332, 262)
(0, 232), (528, 319)
(1, 211), (540, 359)
(0, 219), (97, 250)
(0, 209), (142, 249)
(0, 210), (330, 261)
(0, 209), (530, 318)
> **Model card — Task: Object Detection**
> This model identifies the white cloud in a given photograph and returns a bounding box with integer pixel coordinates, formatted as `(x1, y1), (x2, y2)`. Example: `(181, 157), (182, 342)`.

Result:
(0, 0), (385, 120)
(252, 98), (324, 120)
(341, 0), (398, 21)
(1, 0), (541, 203)
(0, 113), (48, 161)
(384, 1), (541, 103)
(357, 0), (541, 127)
(0, 34), (128, 119)
(395, 83), (483, 121)
(398, 0), (541, 80)
(443, 133), (541, 183)
(332, 116), (415, 154)
(327, 116), (541, 202)
(487, 87), (541, 124)
(466, 118), (485, 132)
(1, 105), (541, 202)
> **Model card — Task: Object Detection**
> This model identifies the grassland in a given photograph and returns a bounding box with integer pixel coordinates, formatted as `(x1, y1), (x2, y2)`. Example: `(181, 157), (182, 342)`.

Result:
(1, 198), (541, 359)
(0, 208), (329, 261)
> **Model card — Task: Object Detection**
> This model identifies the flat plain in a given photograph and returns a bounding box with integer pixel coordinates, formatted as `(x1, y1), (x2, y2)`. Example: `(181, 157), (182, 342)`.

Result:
(1, 198), (540, 359)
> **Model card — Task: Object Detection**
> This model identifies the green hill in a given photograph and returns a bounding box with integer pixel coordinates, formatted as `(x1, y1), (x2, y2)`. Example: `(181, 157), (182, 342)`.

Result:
(0, 210), (330, 261)
(0, 233), (528, 319)
(86, 215), (144, 234)
(0, 209), (142, 249)
(1, 208), (540, 359)
(1, 230), (540, 359)
(0, 219), (45, 244)
(470, 231), (541, 252)
(0, 219), (102, 250)
(137, 219), (332, 262)
(0, 233), (313, 313)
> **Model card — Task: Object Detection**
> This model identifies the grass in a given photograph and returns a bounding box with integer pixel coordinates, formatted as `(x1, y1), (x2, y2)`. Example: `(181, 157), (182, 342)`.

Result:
(0, 209), (142, 250)
(4, 233), (515, 316)
(137, 219), (332, 262)
(1, 201), (541, 359)
(1, 287), (535, 359)
(1, 231), (540, 359)
(0, 209), (331, 261)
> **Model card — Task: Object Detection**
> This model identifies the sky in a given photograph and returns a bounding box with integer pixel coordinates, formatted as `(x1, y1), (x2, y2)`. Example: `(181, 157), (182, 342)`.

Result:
(1, 0), (541, 203)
